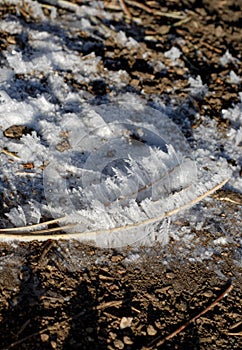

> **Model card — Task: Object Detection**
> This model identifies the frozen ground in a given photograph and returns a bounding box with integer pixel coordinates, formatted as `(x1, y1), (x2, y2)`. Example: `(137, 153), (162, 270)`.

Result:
(0, 2), (241, 350)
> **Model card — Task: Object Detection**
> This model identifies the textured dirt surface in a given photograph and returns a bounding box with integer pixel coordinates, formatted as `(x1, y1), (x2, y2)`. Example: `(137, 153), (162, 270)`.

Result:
(0, 1), (241, 349)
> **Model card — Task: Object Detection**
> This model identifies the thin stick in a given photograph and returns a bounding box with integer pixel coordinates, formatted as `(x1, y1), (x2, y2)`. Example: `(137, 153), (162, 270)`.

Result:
(22, 223), (76, 235)
(229, 321), (242, 329)
(125, 0), (185, 18)
(37, 239), (54, 263)
(96, 300), (123, 310)
(16, 320), (31, 338)
(1, 148), (20, 159)
(227, 331), (242, 336)
(146, 282), (233, 348)
(37, 0), (79, 12)
(125, 0), (154, 13)
(118, 0), (132, 19)
(227, 321), (242, 336)
(200, 41), (222, 54)
(213, 195), (242, 206)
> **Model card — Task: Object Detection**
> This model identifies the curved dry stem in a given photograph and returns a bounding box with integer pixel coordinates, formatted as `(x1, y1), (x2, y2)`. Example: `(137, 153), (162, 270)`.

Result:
(0, 179), (228, 241)
(0, 217), (66, 233)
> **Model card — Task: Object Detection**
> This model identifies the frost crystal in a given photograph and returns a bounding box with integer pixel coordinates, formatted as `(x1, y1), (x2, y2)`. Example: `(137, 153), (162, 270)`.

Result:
(220, 50), (240, 66)
(164, 47), (182, 66)
(164, 47), (182, 60)
(222, 102), (242, 146)
(188, 76), (208, 98)
(229, 70), (241, 85)
(6, 206), (26, 227)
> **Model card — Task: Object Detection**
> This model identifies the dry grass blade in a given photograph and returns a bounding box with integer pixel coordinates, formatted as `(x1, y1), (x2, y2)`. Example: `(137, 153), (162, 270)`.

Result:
(229, 320), (242, 329)
(37, 0), (79, 12)
(1, 148), (20, 158)
(227, 321), (242, 336)
(227, 331), (242, 336)
(0, 217), (66, 232)
(17, 223), (77, 235)
(125, 0), (154, 14)
(0, 179), (228, 241)
(173, 16), (191, 27)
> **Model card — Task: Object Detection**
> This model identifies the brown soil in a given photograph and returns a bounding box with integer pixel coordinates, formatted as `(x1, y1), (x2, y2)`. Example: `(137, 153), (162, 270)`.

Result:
(0, 1), (241, 350)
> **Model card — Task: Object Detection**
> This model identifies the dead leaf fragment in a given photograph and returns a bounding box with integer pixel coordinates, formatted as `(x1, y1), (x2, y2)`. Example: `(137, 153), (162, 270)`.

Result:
(3, 125), (34, 139)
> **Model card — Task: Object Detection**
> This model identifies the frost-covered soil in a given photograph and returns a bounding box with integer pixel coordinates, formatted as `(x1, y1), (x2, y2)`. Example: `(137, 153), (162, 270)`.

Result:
(0, 1), (241, 349)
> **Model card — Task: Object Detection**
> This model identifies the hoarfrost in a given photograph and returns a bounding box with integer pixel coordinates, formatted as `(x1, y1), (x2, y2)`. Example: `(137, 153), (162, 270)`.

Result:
(0, 6), (239, 259)
(188, 76), (208, 98)
(222, 101), (242, 146)
(116, 31), (139, 49)
(0, 68), (14, 83)
(13, 132), (48, 166)
(213, 237), (228, 245)
(220, 50), (240, 66)
(229, 70), (241, 85)
(6, 206), (26, 227)
(164, 47), (182, 61)
(149, 60), (166, 73)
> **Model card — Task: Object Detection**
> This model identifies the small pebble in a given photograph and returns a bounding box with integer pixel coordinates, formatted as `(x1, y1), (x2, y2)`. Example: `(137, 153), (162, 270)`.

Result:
(147, 325), (157, 336)
(123, 336), (133, 345)
(51, 340), (57, 349)
(40, 333), (49, 342)
(166, 272), (175, 279)
(120, 316), (133, 329)
(109, 332), (116, 340)
(203, 290), (214, 298)
(114, 339), (124, 349)
(111, 255), (124, 263)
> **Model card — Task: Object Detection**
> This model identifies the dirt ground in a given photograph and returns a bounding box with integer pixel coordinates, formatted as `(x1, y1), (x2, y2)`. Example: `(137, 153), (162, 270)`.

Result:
(0, 1), (241, 349)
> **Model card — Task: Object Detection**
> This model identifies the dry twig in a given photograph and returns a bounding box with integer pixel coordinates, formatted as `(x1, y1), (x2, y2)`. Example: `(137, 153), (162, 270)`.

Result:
(36, 0), (79, 12)
(125, 0), (154, 14)
(1, 148), (20, 159)
(227, 321), (242, 336)
(145, 281), (233, 349)
(118, 0), (132, 18)
(125, 0), (186, 19)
